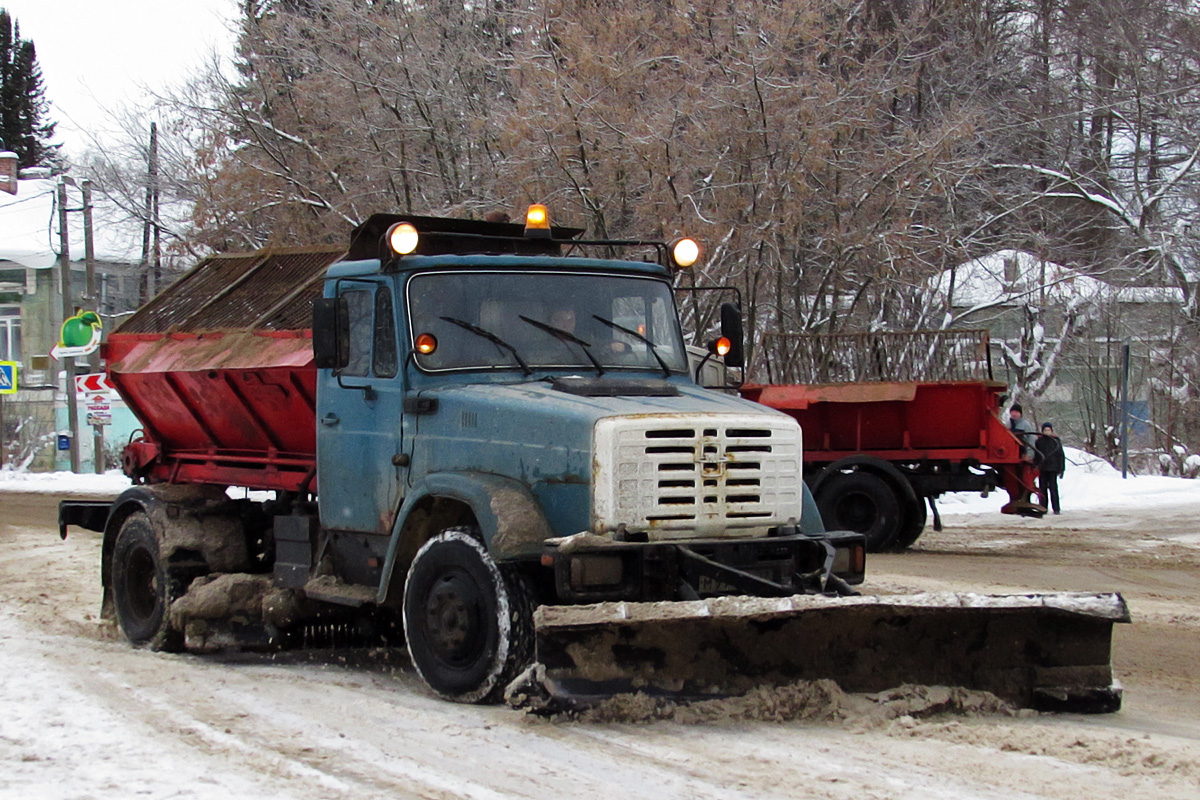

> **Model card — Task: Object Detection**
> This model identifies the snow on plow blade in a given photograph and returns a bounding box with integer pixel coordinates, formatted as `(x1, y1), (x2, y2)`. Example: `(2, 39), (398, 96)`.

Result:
(507, 592), (1130, 714)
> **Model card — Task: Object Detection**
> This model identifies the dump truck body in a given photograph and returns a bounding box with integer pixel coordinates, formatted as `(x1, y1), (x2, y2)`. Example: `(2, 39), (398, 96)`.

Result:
(743, 330), (1044, 551)
(59, 213), (1124, 712)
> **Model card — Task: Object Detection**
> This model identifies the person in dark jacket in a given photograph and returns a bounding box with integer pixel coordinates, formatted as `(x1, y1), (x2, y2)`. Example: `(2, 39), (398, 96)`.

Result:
(1035, 422), (1065, 514)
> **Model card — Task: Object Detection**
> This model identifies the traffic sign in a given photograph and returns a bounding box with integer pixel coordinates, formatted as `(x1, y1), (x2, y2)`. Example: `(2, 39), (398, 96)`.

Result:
(75, 373), (117, 396)
(0, 361), (16, 394)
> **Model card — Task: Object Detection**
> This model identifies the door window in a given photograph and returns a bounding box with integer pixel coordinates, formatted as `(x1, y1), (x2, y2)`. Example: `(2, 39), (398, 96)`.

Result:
(342, 290), (373, 377)
(340, 286), (399, 379)
(373, 288), (398, 378)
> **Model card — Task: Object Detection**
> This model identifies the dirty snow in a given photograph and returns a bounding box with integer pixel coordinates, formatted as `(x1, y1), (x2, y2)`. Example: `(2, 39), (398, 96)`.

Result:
(2, 458), (1200, 799)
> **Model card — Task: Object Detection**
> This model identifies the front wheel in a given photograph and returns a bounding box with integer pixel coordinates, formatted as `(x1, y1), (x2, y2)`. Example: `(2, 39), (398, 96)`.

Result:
(402, 527), (535, 703)
(111, 512), (183, 651)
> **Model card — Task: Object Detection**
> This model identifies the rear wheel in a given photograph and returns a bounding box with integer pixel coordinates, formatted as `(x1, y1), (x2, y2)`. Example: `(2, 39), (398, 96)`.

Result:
(891, 495), (928, 550)
(816, 471), (901, 552)
(403, 527), (535, 704)
(111, 513), (183, 651)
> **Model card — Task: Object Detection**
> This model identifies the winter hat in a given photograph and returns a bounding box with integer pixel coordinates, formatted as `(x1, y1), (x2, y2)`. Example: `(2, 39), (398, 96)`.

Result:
(1042, 422), (1053, 431)
(1011, 403), (1023, 414)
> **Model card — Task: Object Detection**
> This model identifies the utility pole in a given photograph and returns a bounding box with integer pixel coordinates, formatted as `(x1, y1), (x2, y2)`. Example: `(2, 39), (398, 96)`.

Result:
(141, 122), (160, 300)
(57, 179), (80, 473)
(1120, 341), (1131, 479)
(83, 179), (104, 473)
(152, 124), (161, 296)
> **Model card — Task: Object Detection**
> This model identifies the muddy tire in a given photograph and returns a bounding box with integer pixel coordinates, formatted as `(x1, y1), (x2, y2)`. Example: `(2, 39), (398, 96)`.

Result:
(111, 512), (184, 651)
(816, 471), (901, 552)
(403, 527), (535, 704)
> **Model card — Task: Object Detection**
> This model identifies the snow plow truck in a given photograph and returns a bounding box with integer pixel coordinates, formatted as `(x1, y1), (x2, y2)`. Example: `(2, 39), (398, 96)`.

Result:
(58, 208), (1128, 712)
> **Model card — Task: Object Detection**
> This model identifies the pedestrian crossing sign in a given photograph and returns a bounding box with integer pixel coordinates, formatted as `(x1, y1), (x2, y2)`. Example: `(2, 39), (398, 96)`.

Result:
(0, 361), (16, 394)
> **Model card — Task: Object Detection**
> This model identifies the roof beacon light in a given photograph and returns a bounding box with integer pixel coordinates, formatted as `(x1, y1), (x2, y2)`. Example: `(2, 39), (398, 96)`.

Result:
(525, 204), (551, 238)
(387, 222), (420, 256)
(671, 237), (700, 269)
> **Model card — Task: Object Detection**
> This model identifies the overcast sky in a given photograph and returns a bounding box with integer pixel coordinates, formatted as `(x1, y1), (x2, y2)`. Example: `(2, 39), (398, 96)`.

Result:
(3, 0), (238, 161)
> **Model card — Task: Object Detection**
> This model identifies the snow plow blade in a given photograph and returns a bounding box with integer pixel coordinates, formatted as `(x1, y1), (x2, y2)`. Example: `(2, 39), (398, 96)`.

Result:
(507, 592), (1129, 714)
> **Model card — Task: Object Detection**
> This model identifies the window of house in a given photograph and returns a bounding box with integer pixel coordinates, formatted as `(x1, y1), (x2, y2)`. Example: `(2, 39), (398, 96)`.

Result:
(0, 306), (19, 362)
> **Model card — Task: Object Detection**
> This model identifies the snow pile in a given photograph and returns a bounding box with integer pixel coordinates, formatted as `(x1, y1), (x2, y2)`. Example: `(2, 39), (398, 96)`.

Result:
(0, 468), (132, 496)
(938, 446), (1200, 515)
(568, 681), (1015, 726)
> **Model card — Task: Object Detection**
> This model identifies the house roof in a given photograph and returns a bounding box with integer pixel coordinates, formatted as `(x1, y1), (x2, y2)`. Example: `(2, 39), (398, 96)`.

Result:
(933, 249), (1183, 308)
(0, 178), (143, 269)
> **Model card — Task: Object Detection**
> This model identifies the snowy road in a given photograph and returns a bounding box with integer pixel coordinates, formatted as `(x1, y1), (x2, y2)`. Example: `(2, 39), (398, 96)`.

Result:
(2, 486), (1200, 799)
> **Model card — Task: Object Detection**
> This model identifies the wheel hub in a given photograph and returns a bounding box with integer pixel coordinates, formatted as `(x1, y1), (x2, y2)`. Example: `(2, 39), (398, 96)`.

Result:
(424, 571), (484, 665)
(837, 492), (878, 531)
(124, 544), (160, 621)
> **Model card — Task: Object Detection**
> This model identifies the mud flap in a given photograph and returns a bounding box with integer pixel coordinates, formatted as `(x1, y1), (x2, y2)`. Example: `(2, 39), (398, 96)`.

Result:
(506, 592), (1130, 714)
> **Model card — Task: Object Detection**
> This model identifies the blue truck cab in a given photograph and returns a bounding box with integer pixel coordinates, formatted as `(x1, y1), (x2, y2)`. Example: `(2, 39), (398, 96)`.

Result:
(307, 209), (864, 701)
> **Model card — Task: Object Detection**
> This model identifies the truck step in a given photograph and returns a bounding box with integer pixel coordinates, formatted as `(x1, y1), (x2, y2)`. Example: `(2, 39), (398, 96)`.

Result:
(302, 576), (377, 607)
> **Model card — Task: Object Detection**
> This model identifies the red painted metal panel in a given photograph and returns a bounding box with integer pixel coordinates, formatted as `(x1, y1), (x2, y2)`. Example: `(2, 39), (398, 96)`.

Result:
(106, 331), (318, 491)
(102, 247), (342, 492)
(743, 379), (1019, 466)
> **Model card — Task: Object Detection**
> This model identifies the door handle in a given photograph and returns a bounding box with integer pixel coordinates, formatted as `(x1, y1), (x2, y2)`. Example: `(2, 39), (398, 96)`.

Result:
(321, 413), (340, 427)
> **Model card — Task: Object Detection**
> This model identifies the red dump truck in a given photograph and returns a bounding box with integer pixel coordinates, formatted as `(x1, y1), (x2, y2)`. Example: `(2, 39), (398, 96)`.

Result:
(741, 329), (1044, 551)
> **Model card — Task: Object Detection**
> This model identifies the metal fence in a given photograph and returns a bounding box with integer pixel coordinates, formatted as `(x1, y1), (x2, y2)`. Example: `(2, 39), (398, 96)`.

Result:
(117, 248), (344, 334)
(760, 329), (994, 385)
(0, 393), (57, 471)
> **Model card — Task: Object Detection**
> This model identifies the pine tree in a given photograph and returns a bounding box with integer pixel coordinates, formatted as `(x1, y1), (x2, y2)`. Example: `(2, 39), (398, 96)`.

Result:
(0, 9), (56, 168)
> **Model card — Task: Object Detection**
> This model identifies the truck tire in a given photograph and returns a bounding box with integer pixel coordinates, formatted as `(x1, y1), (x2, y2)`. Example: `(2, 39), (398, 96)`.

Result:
(111, 512), (184, 651)
(891, 496), (928, 550)
(815, 471), (901, 552)
(403, 527), (535, 704)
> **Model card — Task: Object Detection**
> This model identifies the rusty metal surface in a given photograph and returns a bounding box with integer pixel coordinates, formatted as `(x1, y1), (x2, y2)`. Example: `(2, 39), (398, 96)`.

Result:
(107, 331), (314, 374)
(117, 247), (345, 335)
(761, 329), (993, 385)
(516, 592), (1128, 713)
(746, 382), (919, 409)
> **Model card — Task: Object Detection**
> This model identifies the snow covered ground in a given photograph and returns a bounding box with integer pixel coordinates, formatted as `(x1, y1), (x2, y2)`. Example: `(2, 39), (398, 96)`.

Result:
(935, 446), (1200, 520)
(3, 452), (1200, 799)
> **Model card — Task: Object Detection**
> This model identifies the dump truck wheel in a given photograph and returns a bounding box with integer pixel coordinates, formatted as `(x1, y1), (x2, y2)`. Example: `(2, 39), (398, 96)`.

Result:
(816, 471), (900, 551)
(111, 512), (184, 651)
(891, 495), (928, 550)
(403, 528), (535, 704)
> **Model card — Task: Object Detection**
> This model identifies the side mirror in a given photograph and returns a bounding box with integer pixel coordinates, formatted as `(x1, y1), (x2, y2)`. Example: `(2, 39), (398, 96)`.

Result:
(719, 302), (744, 368)
(312, 297), (349, 370)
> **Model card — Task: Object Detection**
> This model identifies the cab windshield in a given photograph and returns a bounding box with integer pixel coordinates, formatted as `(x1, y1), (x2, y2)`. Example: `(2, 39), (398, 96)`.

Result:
(407, 271), (688, 374)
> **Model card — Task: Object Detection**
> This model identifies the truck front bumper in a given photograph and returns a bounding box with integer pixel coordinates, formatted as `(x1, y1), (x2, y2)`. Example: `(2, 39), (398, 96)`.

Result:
(539, 532), (865, 603)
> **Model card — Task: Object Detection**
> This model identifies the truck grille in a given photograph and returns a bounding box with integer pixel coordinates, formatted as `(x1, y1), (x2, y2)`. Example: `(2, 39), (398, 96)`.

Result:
(593, 414), (804, 539)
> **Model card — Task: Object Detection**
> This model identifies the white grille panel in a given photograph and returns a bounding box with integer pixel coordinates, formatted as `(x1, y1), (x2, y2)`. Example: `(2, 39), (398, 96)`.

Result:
(594, 413), (804, 539)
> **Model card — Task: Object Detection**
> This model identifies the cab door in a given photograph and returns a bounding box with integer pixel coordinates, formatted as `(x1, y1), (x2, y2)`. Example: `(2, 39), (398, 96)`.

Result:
(316, 280), (407, 534)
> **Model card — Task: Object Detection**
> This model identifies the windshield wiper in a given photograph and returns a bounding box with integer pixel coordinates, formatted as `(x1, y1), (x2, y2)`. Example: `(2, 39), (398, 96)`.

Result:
(519, 315), (605, 376)
(592, 315), (672, 377)
(439, 316), (532, 375)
